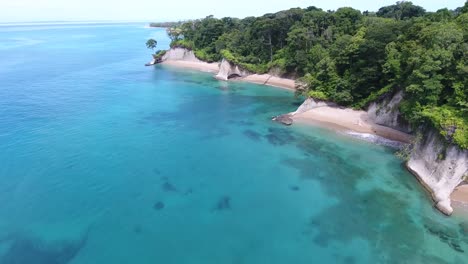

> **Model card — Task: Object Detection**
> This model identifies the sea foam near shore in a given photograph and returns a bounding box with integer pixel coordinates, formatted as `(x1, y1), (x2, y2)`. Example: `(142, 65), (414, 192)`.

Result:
(344, 131), (406, 149)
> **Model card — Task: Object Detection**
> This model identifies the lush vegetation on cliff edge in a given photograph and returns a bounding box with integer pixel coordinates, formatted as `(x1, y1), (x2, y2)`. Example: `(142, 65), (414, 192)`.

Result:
(165, 1), (468, 149)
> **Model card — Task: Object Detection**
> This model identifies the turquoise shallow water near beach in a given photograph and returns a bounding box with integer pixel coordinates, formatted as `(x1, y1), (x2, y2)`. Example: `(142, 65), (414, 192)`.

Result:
(0, 23), (467, 263)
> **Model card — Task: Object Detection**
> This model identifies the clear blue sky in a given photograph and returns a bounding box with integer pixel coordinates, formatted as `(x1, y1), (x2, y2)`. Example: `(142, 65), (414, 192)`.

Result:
(0, 0), (465, 22)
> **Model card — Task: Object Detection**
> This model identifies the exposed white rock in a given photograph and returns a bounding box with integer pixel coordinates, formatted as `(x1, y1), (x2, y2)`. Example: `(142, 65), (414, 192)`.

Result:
(407, 130), (468, 215)
(367, 91), (412, 133)
(145, 58), (157, 66)
(215, 59), (250, 81)
(291, 98), (337, 115)
(162, 48), (201, 62)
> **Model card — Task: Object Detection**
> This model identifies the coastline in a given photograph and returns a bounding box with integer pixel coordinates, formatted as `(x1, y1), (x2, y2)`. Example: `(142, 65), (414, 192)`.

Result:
(452, 185), (468, 203)
(292, 106), (413, 144)
(157, 55), (468, 215)
(161, 60), (296, 90)
(160, 58), (411, 143)
(235, 74), (296, 91)
(161, 60), (219, 73)
(452, 185), (468, 215)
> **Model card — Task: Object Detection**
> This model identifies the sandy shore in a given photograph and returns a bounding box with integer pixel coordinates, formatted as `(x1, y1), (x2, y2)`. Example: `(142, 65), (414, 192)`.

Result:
(452, 185), (468, 203)
(452, 185), (468, 216)
(162, 58), (410, 143)
(161, 60), (296, 90)
(292, 106), (413, 143)
(161, 60), (220, 73)
(237, 74), (296, 90)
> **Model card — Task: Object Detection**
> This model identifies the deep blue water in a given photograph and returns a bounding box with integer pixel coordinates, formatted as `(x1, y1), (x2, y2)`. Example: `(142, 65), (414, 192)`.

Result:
(0, 23), (467, 264)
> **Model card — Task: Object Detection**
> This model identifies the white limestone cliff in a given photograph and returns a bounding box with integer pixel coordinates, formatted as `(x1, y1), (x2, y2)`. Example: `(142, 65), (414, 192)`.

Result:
(215, 59), (251, 80)
(407, 131), (468, 215)
(162, 48), (201, 62)
(367, 91), (412, 133)
(368, 92), (467, 215)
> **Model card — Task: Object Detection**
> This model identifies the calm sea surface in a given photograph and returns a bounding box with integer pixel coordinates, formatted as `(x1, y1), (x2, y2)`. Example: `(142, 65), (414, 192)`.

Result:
(0, 23), (466, 264)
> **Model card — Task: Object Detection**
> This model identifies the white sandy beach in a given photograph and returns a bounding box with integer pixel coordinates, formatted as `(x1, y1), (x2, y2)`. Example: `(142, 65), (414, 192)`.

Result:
(450, 184), (468, 218)
(452, 185), (468, 207)
(292, 106), (413, 143)
(162, 60), (220, 73)
(162, 60), (296, 90)
(237, 74), (296, 90)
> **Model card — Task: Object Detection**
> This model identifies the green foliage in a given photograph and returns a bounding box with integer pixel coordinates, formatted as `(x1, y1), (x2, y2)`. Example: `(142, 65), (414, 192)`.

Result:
(421, 107), (467, 149)
(149, 22), (182, 28)
(376, 1), (426, 20)
(308, 90), (329, 101)
(152, 50), (167, 61)
(220, 49), (268, 73)
(194, 48), (220, 62)
(354, 84), (394, 109)
(146, 39), (157, 52)
(170, 39), (194, 50)
(161, 2), (467, 149)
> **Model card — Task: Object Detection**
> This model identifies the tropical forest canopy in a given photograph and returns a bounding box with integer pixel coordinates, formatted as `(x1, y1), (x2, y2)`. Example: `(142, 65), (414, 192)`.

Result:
(165, 1), (468, 149)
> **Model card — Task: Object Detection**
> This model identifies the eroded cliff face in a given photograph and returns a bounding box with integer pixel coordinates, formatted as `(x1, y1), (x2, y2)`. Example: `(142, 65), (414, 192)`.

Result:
(407, 131), (468, 215)
(215, 59), (251, 80)
(291, 98), (337, 115)
(162, 48), (201, 62)
(368, 91), (468, 215)
(367, 91), (412, 133)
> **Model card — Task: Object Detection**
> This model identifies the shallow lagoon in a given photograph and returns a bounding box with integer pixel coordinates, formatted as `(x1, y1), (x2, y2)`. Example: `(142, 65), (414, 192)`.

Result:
(0, 23), (466, 264)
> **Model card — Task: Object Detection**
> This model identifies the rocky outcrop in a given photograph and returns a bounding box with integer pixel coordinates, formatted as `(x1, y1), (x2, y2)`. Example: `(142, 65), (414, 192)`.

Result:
(407, 130), (468, 215)
(291, 97), (337, 115)
(272, 114), (293, 126)
(368, 91), (468, 215)
(215, 59), (251, 80)
(145, 58), (157, 66)
(367, 91), (412, 133)
(162, 48), (201, 62)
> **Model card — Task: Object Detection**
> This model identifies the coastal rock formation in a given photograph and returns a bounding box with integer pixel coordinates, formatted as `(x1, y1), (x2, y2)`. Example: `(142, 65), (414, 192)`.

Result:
(407, 130), (468, 215)
(272, 114), (293, 126)
(291, 98), (337, 116)
(367, 91), (412, 133)
(367, 91), (468, 215)
(162, 48), (201, 62)
(215, 59), (250, 80)
(145, 58), (157, 66)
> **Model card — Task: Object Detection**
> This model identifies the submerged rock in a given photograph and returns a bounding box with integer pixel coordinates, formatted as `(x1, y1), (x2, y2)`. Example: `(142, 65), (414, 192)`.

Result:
(153, 201), (165, 210)
(0, 231), (88, 264)
(290, 185), (300, 191)
(264, 127), (296, 146)
(133, 225), (142, 234)
(162, 181), (177, 192)
(424, 220), (465, 253)
(243, 129), (262, 141)
(272, 114), (293, 126)
(459, 222), (468, 234)
(213, 196), (231, 211)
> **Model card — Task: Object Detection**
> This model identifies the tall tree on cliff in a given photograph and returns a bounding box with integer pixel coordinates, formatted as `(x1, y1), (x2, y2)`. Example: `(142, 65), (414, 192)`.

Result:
(146, 39), (158, 53)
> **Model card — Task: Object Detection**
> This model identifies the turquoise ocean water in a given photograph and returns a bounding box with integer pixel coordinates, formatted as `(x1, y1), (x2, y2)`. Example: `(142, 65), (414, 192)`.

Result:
(0, 23), (466, 263)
